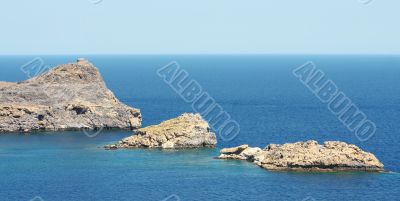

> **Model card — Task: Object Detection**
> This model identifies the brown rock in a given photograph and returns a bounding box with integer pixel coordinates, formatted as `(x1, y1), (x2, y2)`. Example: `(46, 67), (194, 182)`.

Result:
(218, 140), (384, 172)
(0, 59), (141, 132)
(107, 113), (217, 149)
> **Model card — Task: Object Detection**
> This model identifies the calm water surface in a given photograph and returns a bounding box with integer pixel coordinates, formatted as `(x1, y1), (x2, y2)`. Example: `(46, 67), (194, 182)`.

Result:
(0, 55), (399, 201)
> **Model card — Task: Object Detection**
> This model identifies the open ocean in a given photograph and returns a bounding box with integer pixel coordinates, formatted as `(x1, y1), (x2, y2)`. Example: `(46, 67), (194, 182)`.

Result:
(0, 55), (399, 201)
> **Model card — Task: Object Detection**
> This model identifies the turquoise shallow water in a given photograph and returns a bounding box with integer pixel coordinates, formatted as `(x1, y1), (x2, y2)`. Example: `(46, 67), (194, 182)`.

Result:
(0, 55), (399, 200)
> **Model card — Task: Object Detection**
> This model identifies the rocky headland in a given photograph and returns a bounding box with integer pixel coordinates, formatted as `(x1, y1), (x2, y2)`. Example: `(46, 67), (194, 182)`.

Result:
(105, 113), (217, 149)
(218, 140), (384, 172)
(0, 59), (141, 132)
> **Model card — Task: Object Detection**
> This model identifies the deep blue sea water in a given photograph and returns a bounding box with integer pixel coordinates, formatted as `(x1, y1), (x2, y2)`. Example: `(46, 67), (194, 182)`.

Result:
(0, 55), (399, 201)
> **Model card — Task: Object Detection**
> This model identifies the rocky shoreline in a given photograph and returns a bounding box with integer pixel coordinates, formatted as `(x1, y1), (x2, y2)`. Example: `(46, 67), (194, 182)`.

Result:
(217, 141), (384, 172)
(105, 113), (217, 149)
(0, 59), (385, 173)
(0, 59), (141, 132)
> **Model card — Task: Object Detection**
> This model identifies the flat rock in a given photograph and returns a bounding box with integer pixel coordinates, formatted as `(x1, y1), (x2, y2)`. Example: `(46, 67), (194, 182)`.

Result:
(106, 113), (217, 149)
(0, 59), (141, 132)
(218, 145), (261, 160)
(220, 144), (249, 154)
(218, 140), (384, 172)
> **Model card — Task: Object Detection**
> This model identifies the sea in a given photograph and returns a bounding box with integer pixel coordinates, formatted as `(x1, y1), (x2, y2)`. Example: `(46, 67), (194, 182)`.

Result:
(0, 55), (399, 201)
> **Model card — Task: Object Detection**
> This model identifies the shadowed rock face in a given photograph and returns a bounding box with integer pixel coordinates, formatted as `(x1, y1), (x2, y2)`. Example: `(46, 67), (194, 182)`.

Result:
(218, 140), (384, 172)
(0, 59), (141, 132)
(106, 113), (217, 149)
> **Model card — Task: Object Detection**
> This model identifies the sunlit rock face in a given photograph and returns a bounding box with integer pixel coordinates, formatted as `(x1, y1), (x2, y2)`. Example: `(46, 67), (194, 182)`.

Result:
(0, 59), (141, 132)
(218, 140), (384, 172)
(106, 113), (217, 149)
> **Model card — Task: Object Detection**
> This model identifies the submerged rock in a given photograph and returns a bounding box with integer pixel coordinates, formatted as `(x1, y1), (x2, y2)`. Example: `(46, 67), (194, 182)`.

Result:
(218, 140), (384, 172)
(105, 113), (217, 149)
(0, 59), (141, 132)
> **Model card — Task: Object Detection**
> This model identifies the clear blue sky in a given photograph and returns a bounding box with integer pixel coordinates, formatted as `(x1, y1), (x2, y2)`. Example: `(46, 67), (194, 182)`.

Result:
(0, 0), (399, 54)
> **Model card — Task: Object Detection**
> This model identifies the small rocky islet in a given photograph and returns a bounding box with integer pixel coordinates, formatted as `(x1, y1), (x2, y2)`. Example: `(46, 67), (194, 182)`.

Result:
(0, 59), (385, 172)
(218, 141), (384, 172)
(105, 113), (217, 149)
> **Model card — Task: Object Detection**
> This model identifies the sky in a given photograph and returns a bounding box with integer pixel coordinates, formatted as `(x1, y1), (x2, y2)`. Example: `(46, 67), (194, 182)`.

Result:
(0, 0), (399, 55)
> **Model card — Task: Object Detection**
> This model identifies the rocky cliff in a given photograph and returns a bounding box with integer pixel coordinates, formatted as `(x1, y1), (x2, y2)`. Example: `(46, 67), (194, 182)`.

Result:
(218, 140), (384, 172)
(105, 113), (217, 149)
(0, 59), (141, 132)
